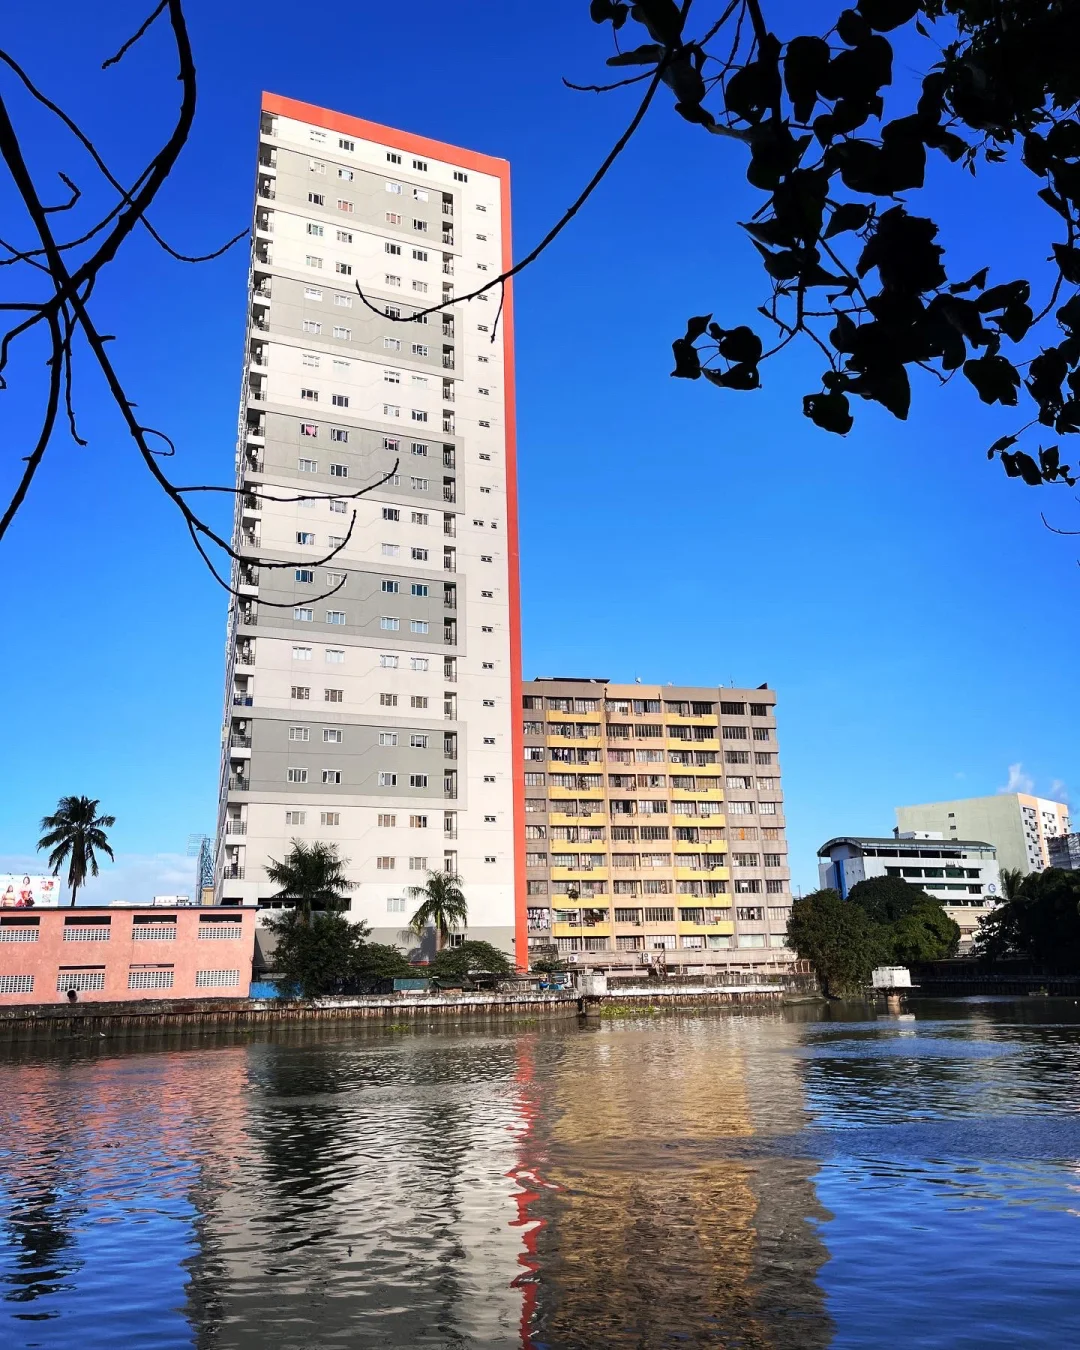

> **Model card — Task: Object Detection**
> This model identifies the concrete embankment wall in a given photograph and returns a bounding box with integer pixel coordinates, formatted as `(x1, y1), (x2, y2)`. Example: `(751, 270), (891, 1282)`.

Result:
(0, 984), (810, 1043)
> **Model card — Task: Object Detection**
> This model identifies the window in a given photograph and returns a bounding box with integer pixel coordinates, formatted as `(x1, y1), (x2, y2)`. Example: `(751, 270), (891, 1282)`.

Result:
(326, 610), (345, 625)
(412, 511), (429, 525)
(413, 159), (428, 172)
(292, 605), (313, 623)
(338, 167), (354, 181)
(723, 725), (748, 740)
(413, 186), (429, 200)
(335, 295), (352, 307)
(305, 255), (323, 269)
(380, 732), (399, 747)
(333, 324), (352, 339)
(292, 646), (312, 660)
(325, 688), (343, 703)
(410, 773), (429, 788)
(331, 394), (349, 408)
(296, 532), (315, 545)
(409, 856), (428, 871)
(381, 617), (400, 630)
(413, 248), (428, 262)
(378, 773), (398, 788)
(411, 583), (429, 597)
(377, 856), (396, 870)
(378, 813), (397, 827)
(322, 770), (341, 784)
(753, 727), (772, 740)
(382, 579), (400, 594)
(385, 274), (401, 287)
(287, 768), (308, 783)
(285, 810), (306, 825)
(411, 547), (429, 562)
(306, 222), (324, 238)
(411, 696), (429, 709)
(383, 403), (401, 417)
(380, 694), (398, 709)
(325, 648), (345, 663)
(411, 409), (429, 423)
(410, 814), (428, 828)
(380, 654), (399, 669)
(302, 320), (322, 337)
(335, 263), (352, 277)
(383, 507), (400, 522)
(289, 726), (310, 742)
(410, 657), (429, 671)
(310, 159), (326, 173)
(766, 879), (786, 894)
(308, 191), (325, 206)
(291, 685), (310, 700)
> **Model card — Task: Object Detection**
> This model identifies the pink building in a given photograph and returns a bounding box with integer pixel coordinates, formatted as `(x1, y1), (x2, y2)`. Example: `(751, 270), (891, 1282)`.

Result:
(0, 906), (256, 1004)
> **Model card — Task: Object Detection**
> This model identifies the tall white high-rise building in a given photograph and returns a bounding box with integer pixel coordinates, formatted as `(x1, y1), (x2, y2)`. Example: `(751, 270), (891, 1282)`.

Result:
(216, 94), (525, 961)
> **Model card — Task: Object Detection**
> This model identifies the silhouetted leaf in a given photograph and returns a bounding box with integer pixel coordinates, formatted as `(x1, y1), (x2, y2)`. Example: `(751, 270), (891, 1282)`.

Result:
(964, 353), (1021, 405)
(823, 202), (872, 238)
(716, 326), (763, 362)
(1001, 450), (1044, 486)
(590, 0), (629, 27)
(804, 389), (853, 433)
(630, 0), (684, 46)
(1053, 244), (1080, 283)
(783, 35), (830, 124)
(856, 0), (918, 31)
(703, 361), (760, 390)
(607, 43), (664, 66)
(949, 266), (989, 294)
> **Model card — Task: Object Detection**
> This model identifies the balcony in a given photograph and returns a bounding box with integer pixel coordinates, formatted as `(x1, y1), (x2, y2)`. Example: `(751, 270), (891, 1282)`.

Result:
(443, 485), (456, 503)
(244, 451), (264, 472)
(443, 554), (456, 572)
(253, 281), (271, 298)
(252, 315), (269, 333)
(225, 820), (247, 835)
(258, 147), (277, 169)
(229, 734), (252, 749)
(442, 355), (455, 371)
(443, 788), (458, 800)
(442, 319), (454, 337)
(442, 416), (455, 434)
(239, 609), (258, 625)
(240, 531), (259, 548)
(257, 182), (276, 201)
(442, 200), (453, 217)
(232, 693), (253, 706)
(227, 777), (249, 792)
(235, 651), (254, 666)
(443, 591), (456, 609)
(443, 516), (456, 537)
(442, 261), (454, 276)
(442, 388), (455, 404)
(442, 231), (453, 245)
(223, 865), (246, 880)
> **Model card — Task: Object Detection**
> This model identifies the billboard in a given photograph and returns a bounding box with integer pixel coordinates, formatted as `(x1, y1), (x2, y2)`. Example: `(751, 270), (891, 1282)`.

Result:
(0, 874), (62, 908)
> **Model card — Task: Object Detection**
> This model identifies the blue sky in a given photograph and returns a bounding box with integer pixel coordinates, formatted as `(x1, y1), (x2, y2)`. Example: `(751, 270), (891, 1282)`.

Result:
(0, 0), (1075, 899)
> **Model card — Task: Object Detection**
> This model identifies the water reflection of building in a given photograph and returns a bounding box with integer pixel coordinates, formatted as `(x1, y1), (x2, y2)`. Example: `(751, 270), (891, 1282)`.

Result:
(517, 1015), (832, 1350)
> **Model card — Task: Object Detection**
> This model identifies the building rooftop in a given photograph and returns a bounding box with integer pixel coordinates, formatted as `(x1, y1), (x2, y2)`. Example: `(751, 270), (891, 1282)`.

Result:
(818, 835), (996, 856)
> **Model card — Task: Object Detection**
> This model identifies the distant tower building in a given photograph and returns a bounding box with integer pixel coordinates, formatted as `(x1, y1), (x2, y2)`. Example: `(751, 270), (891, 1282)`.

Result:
(1048, 833), (1080, 871)
(215, 95), (524, 962)
(895, 794), (1070, 876)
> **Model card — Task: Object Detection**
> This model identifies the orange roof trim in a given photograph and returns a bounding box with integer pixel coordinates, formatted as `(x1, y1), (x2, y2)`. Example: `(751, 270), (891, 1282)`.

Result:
(261, 93), (509, 179)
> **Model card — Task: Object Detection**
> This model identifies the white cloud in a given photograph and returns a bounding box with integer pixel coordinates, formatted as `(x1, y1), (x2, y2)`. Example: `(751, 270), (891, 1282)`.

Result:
(0, 853), (194, 906)
(998, 763), (1034, 795)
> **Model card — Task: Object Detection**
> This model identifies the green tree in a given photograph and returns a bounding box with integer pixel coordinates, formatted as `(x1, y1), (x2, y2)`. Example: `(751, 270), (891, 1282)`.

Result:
(430, 940), (514, 984)
(264, 840), (353, 925)
(353, 942), (414, 982)
(786, 888), (887, 997)
(972, 867), (1080, 966)
(887, 898), (960, 963)
(36, 796), (115, 907)
(267, 910), (371, 999)
(999, 867), (1026, 900)
(407, 869), (468, 950)
(848, 873), (929, 924)
(848, 874), (959, 961)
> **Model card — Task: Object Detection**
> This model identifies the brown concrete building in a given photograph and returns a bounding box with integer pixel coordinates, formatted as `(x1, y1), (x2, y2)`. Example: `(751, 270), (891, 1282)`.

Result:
(522, 679), (794, 973)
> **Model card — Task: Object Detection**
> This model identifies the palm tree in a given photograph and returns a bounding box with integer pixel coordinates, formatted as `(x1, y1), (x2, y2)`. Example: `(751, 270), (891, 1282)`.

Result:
(37, 796), (116, 907)
(265, 840), (353, 924)
(1000, 867), (1026, 901)
(407, 869), (468, 950)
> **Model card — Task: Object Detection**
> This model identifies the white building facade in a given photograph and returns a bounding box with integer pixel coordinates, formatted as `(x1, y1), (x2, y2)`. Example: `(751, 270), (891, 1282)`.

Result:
(818, 831), (1002, 949)
(896, 794), (1070, 876)
(216, 95), (525, 961)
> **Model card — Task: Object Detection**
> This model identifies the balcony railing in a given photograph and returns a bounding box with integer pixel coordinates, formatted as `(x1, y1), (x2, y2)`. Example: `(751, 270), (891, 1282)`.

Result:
(442, 262), (454, 276)
(444, 788), (458, 800)
(227, 777), (250, 791)
(443, 486), (456, 503)
(442, 355), (454, 369)
(443, 517), (456, 537)
(442, 417), (454, 434)
(442, 201), (453, 216)
(257, 183), (276, 200)
(442, 320), (454, 337)
(240, 531), (258, 547)
(442, 231), (453, 245)
(235, 652), (254, 666)
(229, 734), (252, 749)
(442, 388), (455, 403)
(232, 693), (253, 706)
(225, 820), (247, 835)
(239, 609), (258, 625)
(222, 865), (245, 880)
(444, 749), (457, 761)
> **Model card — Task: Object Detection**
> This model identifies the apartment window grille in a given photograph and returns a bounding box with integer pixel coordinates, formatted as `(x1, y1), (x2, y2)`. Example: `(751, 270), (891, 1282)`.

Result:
(128, 968), (174, 990)
(0, 974), (33, 993)
(195, 969), (240, 988)
(56, 970), (106, 992)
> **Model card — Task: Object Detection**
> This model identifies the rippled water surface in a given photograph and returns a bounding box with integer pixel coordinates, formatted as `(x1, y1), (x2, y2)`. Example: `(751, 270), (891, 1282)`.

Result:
(2, 999), (1080, 1348)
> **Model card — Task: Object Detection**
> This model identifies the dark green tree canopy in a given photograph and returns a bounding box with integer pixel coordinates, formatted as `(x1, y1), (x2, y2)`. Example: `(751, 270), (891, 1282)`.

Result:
(786, 887), (887, 996)
(587, 0), (1080, 486)
(847, 872), (935, 923)
(267, 910), (372, 1000)
(973, 866), (1080, 966)
(430, 941), (514, 983)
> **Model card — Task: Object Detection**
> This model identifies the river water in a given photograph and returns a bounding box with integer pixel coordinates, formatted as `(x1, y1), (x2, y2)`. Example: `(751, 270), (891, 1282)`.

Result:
(1, 999), (1080, 1348)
